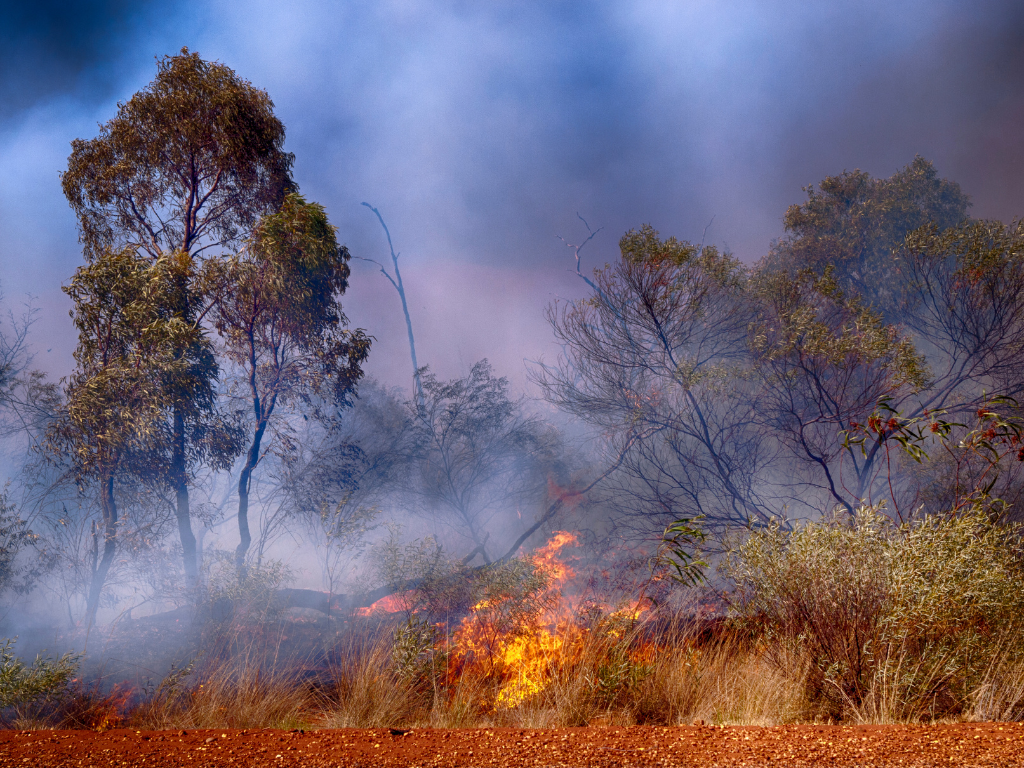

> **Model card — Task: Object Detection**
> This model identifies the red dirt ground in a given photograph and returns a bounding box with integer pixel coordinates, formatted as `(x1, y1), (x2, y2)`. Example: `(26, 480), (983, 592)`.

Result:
(1, 723), (1023, 767)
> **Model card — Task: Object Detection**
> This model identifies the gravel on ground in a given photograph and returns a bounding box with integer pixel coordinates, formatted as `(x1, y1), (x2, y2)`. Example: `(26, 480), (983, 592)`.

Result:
(2, 722), (1023, 767)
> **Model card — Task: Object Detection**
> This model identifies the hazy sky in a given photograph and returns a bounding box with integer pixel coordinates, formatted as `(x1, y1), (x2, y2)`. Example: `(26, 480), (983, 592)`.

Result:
(2, 0), (1023, 394)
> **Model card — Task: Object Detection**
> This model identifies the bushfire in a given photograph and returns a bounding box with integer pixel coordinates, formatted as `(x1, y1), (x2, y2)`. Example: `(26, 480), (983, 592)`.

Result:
(355, 531), (656, 711)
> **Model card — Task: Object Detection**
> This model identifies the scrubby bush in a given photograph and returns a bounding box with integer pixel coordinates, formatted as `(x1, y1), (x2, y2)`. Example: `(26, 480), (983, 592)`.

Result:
(724, 504), (1024, 721)
(0, 638), (79, 725)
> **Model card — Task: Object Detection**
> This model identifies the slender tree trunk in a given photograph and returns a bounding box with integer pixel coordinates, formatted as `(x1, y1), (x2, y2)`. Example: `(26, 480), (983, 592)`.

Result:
(85, 473), (118, 631)
(393, 255), (425, 412)
(235, 418), (268, 573)
(362, 203), (425, 411)
(172, 406), (199, 590)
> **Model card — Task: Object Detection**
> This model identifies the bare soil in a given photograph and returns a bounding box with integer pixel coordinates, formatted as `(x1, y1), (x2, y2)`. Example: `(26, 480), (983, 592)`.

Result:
(1, 723), (1023, 766)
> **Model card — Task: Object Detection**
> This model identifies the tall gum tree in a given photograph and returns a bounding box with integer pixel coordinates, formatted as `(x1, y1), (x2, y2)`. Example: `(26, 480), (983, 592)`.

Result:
(47, 248), (205, 627)
(61, 49), (294, 588)
(206, 193), (369, 572)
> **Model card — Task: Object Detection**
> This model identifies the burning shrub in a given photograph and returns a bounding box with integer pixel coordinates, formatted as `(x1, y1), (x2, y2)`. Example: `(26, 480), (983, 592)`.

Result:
(58, 682), (134, 731)
(450, 558), (556, 673)
(725, 504), (1024, 721)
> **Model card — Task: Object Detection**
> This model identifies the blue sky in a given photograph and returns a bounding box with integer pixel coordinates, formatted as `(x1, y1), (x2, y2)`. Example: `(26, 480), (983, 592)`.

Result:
(2, 0), (1023, 391)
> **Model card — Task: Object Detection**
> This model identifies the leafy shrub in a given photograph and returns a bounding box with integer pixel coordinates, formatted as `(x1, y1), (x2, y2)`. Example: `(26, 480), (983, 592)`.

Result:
(724, 504), (1024, 721)
(0, 487), (45, 597)
(0, 637), (79, 724)
(203, 551), (291, 622)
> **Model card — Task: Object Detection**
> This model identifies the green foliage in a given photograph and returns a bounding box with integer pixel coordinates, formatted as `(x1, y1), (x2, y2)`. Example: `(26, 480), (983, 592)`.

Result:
(466, 558), (555, 639)
(725, 504), (1024, 720)
(0, 638), (79, 714)
(750, 267), (926, 389)
(62, 47), (293, 261)
(206, 191), (370, 569)
(771, 156), (970, 316)
(375, 530), (555, 626)
(53, 247), (230, 477)
(658, 516), (708, 586)
(0, 487), (43, 597)
(61, 47), (293, 591)
(595, 648), (654, 707)
(204, 551), (290, 607)
(391, 615), (442, 683)
(208, 192), (370, 410)
(413, 360), (557, 556)
(58, 249), (176, 469)
(843, 396), (1024, 518)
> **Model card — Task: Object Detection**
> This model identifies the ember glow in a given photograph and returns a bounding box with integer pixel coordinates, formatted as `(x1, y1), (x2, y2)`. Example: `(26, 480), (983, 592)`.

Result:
(355, 592), (413, 617)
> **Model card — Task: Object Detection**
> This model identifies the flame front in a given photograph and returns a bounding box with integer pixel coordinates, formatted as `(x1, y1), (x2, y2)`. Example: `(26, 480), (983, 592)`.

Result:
(449, 531), (583, 709)
(356, 529), (661, 715)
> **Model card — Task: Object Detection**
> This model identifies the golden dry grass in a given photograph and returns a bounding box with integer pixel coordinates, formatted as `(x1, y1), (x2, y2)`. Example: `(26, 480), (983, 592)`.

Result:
(22, 609), (1024, 730)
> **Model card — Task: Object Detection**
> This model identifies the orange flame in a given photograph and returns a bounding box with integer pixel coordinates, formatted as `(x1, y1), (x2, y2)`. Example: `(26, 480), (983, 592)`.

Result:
(446, 530), (586, 708)
(355, 591), (411, 616)
(531, 530), (578, 589)
(357, 529), (663, 713)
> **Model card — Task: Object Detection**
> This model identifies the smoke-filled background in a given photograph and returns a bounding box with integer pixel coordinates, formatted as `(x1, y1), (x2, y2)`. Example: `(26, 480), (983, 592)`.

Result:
(2, 0), (1024, 674)
(3, 0), (1024, 390)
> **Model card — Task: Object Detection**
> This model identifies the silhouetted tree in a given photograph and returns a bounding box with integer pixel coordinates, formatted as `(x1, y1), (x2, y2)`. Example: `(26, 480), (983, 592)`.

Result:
(536, 225), (767, 537)
(768, 159), (1024, 515)
(412, 361), (563, 562)
(748, 266), (925, 515)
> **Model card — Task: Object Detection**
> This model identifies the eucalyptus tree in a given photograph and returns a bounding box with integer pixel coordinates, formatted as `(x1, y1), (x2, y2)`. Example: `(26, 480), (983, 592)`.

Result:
(206, 193), (370, 571)
(60, 49), (293, 587)
(767, 156), (970, 319)
(895, 219), (1024, 517)
(748, 267), (925, 516)
(535, 225), (767, 538)
(768, 159), (1024, 515)
(46, 248), (216, 626)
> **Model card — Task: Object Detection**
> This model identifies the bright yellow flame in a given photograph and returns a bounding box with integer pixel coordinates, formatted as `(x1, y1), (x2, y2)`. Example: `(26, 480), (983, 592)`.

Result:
(416, 530), (661, 712)
(494, 631), (563, 709)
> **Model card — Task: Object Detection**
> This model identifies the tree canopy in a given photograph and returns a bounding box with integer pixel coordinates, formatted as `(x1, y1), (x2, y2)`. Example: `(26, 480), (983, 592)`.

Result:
(62, 48), (293, 262)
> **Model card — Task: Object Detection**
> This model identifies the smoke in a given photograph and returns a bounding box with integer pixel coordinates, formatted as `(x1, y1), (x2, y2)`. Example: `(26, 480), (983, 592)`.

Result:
(0, 0), (196, 112)
(3, 0), (1024, 389)
(1, 0), (1024, 677)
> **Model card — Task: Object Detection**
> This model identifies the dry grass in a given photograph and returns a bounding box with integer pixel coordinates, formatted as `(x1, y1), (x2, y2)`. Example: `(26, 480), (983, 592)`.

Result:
(319, 633), (419, 728)
(12, 607), (1024, 730)
(128, 663), (309, 731)
(492, 614), (816, 729)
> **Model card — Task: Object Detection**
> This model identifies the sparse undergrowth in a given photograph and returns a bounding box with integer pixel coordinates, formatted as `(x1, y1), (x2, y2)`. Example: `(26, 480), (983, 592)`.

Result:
(6, 504), (1024, 731)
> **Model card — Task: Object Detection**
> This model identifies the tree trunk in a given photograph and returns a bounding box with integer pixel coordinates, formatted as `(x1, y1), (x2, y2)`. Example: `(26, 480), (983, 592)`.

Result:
(85, 473), (118, 631)
(362, 203), (425, 411)
(235, 418), (268, 573)
(173, 406), (199, 590)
